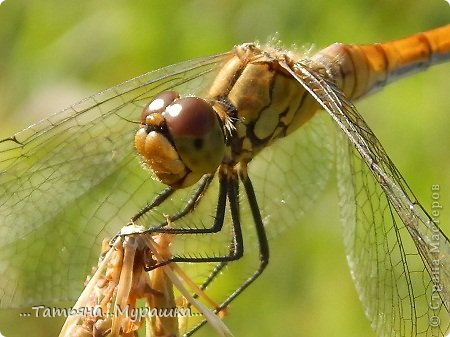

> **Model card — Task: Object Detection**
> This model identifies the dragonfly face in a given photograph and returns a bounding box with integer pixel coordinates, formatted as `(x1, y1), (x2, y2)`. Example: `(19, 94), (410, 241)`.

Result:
(135, 91), (226, 188)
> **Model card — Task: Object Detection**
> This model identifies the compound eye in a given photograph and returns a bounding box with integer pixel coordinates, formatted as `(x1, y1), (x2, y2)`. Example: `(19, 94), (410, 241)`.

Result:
(140, 91), (180, 124)
(164, 97), (225, 174)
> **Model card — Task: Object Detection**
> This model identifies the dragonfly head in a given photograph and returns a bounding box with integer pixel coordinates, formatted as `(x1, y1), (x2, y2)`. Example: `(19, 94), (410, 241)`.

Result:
(135, 91), (226, 188)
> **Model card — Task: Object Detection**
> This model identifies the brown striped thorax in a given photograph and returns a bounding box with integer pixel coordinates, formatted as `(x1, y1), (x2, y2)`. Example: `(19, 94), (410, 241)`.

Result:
(134, 43), (320, 188)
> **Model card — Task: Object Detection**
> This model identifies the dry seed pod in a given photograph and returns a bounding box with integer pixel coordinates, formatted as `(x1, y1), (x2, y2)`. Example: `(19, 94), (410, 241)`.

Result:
(59, 226), (232, 337)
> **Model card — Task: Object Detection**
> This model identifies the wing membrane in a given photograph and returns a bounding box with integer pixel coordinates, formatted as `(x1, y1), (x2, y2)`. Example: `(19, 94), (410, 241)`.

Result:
(281, 59), (450, 336)
(248, 110), (334, 241)
(0, 51), (232, 308)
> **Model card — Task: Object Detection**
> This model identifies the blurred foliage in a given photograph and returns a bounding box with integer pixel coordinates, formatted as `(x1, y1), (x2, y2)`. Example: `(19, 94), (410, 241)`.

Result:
(0, 0), (449, 337)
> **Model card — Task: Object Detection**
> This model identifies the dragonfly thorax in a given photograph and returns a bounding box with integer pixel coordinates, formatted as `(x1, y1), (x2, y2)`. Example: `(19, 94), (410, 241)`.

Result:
(208, 43), (321, 165)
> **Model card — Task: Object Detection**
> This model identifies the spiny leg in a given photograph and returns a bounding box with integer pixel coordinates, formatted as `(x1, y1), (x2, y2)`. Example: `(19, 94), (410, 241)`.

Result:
(214, 170), (269, 309)
(131, 173), (214, 226)
(165, 174), (215, 223)
(149, 171), (244, 266)
(186, 168), (270, 336)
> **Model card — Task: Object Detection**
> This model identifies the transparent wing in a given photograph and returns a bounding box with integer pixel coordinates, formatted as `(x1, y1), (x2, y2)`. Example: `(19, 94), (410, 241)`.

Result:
(336, 132), (449, 336)
(0, 51), (233, 309)
(0, 43), (335, 313)
(281, 60), (450, 336)
(247, 110), (334, 242)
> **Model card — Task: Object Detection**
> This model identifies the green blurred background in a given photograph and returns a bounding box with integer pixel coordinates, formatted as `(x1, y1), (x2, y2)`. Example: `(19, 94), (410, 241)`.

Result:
(0, 0), (449, 336)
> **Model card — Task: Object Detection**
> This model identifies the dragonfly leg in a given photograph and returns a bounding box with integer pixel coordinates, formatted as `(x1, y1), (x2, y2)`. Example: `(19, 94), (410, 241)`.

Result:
(185, 169), (270, 336)
(110, 184), (177, 244)
(213, 170), (269, 310)
(130, 174), (214, 225)
(165, 174), (215, 222)
(147, 173), (244, 266)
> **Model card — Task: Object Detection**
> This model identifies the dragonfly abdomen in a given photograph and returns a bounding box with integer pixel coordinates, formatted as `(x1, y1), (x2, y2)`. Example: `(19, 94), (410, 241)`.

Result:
(312, 24), (450, 100)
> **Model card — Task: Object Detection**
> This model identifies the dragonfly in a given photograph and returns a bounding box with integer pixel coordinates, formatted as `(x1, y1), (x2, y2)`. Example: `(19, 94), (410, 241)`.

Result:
(1, 24), (450, 336)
